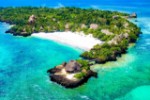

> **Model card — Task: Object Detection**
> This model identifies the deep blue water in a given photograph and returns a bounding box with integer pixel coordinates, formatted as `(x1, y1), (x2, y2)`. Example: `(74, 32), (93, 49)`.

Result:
(0, 0), (150, 100)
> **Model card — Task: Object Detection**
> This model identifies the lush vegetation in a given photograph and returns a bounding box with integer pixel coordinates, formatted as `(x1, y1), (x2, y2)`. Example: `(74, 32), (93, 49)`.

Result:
(81, 24), (140, 63)
(0, 7), (128, 36)
(74, 72), (86, 79)
(73, 59), (89, 79)
(77, 59), (90, 70)
(0, 7), (141, 65)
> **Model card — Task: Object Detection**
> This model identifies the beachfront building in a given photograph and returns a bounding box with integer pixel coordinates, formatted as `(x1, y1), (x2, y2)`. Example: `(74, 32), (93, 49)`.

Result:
(65, 60), (81, 73)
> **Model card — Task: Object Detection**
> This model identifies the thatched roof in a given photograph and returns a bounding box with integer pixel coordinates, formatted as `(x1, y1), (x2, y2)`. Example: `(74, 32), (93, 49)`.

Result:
(101, 29), (113, 35)
(108, 33), (129, 45)
(28, 15), (36, 24)
(90, 24), (99, 30)
(81, 24), (87, 29)
(65, 23), (70, 29)
(65, 23), (70, 31)
(124, 33), (129, 38)
(65, 60), (81, 73)
(40, 26), (44, 30)
(124, 23), (129, 28)
(112, 15), (119, 19)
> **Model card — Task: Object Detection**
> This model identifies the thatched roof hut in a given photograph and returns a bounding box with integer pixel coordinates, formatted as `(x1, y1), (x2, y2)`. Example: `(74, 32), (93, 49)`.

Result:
(90, 24), (99, 30)
(65, 60), (81, 73)
(28, 15), (36, 24)
(65, 23), (70, 31)
(112, 15), (119, 19)
(124, 33), (129, 38)
(101, 29), (113, 35)
(40, 26), (44, 31)
(81, 24), (87, 29)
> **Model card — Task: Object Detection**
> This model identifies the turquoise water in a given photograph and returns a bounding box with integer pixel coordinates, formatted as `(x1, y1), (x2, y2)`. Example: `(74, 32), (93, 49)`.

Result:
(0, 0), (150, 100)
(117, 85), (150, 100)
(0, 23), (82, 100)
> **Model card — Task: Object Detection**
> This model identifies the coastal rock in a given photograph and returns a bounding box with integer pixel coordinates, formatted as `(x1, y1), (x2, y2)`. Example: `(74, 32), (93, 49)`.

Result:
(47, 61), (97, 88)
(5, 29), (30, 37)
(48, 68), (97, 88)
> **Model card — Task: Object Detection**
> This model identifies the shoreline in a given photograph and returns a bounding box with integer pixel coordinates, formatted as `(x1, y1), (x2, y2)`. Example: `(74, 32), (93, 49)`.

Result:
(31, 31), (103, 51)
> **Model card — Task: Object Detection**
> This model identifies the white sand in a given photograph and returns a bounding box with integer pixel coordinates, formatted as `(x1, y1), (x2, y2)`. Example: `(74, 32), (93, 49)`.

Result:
(32, 31), (103, 51)
(55, 68), (78, 81)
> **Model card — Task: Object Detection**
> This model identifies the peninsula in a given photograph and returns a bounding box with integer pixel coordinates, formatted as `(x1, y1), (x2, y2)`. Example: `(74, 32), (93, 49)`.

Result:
(0, 7), (141, 88)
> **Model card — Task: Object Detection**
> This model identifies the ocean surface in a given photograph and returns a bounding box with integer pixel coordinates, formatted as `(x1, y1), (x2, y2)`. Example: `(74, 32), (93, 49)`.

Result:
(0, 0), (150, 100)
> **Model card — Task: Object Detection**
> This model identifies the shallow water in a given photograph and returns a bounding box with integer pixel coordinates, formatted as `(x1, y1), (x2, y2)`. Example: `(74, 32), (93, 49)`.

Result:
(0, 0), (150, 100)
(117, 85), (150, 100)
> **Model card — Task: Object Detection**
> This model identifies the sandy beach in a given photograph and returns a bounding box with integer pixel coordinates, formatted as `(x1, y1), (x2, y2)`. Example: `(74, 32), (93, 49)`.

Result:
(32, 31), (103, 51)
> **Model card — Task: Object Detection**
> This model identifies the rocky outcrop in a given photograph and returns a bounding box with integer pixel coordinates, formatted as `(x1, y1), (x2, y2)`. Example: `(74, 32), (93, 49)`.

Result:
(3, 15), (37, 37)
(47, 62), (97, 88)
(5, 29), (30, 37)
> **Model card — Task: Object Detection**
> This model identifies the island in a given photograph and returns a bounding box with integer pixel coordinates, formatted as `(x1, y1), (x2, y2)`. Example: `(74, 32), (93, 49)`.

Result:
(47, 60), (97, 88)
(0, 7), (141, 88)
